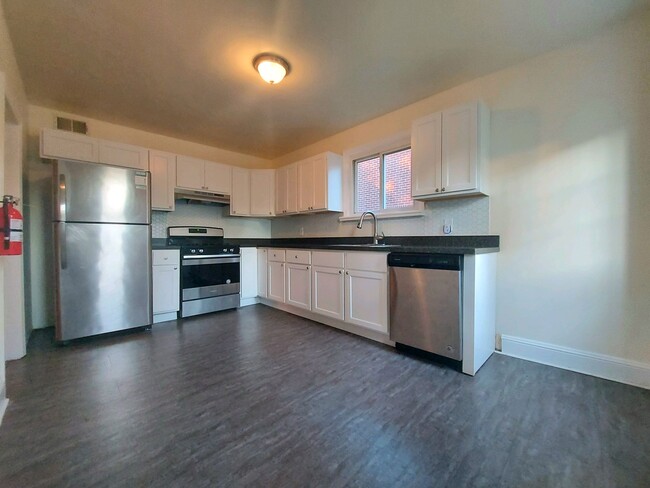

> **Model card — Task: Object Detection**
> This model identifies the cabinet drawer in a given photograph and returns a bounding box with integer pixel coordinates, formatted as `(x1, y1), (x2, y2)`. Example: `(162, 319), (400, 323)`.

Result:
(312, 250), (344, 269)
(153, 249), (180, 266)
(286, 249), (311, 265)
(344, 252), (388, 273)
(268, 249), (286, 262)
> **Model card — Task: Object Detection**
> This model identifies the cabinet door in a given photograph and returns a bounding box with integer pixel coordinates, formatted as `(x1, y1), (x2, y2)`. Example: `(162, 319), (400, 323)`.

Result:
(40, 128), (99, 163)
(344, 269), (388, 333)
(312, 154), (328, 211)
(153, 264), (180, 314)
(250, 169), (275, 216)
(441, 103), (477, 193)
(176, 155), (205, 190)
(204, 161), (232, 194)
(240, 248), (258, 299)
(312, 265), (344, 320)
(298, 159), (314, 212)
(275, 167), (287, 214)
(98, 140), (149, 170)
(230, 168), (251, 216)
(286, 163), (299, 213)
(286, 263), (312, 310)
(150, 150), (176, 211)
(411, 112), (442, 197)
(257, 249), (268, 298)
(268, 261), (285, 303)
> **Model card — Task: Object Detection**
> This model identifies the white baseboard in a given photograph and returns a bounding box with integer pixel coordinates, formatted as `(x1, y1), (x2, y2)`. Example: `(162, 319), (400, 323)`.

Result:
(500, 335), (650, 390)
(0, 398), (8, 426)
(240, 297), (259, 307)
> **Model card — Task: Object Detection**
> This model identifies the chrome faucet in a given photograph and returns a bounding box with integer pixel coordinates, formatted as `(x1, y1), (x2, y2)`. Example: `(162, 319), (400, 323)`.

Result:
(357, 211), (384, 245)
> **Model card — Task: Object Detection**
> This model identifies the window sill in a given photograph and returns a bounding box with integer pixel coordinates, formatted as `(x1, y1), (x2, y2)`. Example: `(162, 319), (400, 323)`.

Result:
(339, 210), (425, 222)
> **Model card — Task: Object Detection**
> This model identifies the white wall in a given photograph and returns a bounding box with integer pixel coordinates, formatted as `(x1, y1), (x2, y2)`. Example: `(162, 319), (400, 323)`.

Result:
(271, 12), (650, 366)
(0, 0), (28, 411)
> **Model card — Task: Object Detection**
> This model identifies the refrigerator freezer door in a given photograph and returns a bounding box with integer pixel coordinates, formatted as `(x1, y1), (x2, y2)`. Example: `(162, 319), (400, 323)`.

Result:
(54, 222), (152, 341)
(53, 159), (150, 224)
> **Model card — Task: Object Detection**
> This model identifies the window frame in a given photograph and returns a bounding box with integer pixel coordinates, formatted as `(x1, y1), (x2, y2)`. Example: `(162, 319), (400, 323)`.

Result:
(341, 131), (424, 221)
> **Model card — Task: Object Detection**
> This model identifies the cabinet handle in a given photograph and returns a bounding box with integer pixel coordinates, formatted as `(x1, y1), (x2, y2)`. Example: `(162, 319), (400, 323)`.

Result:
(173, 267), (178, 270)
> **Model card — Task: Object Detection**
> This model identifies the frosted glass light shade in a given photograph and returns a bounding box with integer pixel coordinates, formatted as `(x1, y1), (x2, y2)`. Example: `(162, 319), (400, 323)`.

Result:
(253, 54), (290, 84)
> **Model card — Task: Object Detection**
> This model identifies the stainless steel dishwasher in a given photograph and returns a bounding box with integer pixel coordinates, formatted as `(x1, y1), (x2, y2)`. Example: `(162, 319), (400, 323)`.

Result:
(388, 253), (463, 362)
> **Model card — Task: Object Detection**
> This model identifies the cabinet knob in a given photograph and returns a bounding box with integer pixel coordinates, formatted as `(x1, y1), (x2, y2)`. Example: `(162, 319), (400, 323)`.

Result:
(435, 188), (440, 192)
(306, 266), (310, 269)
(441, 187), (445, 192)
(345, 271), (349, 275)
(173, 267), (177, 270)
(338, 270), (342, 274)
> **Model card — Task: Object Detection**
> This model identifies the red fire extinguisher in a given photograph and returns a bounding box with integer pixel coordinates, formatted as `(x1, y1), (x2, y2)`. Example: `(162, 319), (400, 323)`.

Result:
(0, 195), (23, 256)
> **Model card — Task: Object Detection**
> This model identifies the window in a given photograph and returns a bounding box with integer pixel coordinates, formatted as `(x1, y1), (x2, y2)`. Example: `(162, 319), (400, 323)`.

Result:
(354, 147), (413, 213)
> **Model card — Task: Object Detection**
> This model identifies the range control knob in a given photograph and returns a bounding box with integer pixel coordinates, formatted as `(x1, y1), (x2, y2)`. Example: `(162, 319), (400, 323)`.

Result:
(190, 249), (196, 254)
(198, 249), (204, 253)
(223, 248), (227, 253)
(230, 248), (234, 253)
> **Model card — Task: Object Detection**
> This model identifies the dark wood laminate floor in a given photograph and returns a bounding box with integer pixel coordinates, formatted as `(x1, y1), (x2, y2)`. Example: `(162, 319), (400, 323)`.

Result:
(1, 305), (649, 488)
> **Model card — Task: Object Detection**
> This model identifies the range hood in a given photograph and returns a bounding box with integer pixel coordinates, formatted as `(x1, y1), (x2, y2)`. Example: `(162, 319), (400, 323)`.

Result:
(174, 189), (230, 205)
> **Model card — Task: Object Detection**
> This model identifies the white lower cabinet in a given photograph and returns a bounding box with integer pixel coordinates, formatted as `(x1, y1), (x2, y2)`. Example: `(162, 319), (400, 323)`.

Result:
(239, 248), (258, 305)
(286, 263), (311, 310)
(257, 248), (268, 298)
(312, 265), (344, 320)
(152, 250), (180, 323)
(344, 269), (388, 333)
(267, 261), (286, 303)
(260, 248), (389, 338)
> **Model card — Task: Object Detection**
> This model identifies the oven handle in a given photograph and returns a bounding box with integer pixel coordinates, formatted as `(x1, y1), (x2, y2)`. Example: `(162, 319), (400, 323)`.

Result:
(182, 257), (241, 266)
(182, 254), (240, 259)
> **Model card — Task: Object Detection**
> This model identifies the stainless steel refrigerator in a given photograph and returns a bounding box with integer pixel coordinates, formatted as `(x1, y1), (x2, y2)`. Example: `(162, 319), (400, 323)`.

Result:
(53, 159), (152, 341)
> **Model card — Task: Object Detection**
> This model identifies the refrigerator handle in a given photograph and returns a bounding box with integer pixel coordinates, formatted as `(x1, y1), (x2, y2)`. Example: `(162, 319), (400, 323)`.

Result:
(60, 222), (67, 270)
(58, 173), (67, 222)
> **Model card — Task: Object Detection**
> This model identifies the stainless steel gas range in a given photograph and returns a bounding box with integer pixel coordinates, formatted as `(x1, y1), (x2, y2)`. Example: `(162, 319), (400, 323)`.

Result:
(167, 226), (240, 318)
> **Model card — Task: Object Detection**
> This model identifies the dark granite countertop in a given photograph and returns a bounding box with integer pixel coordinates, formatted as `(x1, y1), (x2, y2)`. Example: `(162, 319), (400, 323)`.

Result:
(152, 236), (499, 255)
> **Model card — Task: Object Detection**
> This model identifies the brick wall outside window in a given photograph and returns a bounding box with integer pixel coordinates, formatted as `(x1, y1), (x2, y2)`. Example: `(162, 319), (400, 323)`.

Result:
(355, 147), (412, 212)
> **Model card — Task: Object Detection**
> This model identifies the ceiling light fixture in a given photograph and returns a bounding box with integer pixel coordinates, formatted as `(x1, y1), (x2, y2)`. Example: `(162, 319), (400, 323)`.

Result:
(253, 53), (291, 85)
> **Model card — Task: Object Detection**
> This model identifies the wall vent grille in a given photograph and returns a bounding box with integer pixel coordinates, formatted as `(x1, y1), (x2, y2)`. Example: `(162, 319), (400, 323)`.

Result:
(56, 116), (87, 134)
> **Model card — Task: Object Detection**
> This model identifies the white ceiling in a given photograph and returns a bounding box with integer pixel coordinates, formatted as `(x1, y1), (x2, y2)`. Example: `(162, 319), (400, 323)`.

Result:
(4, 0), (649, 158)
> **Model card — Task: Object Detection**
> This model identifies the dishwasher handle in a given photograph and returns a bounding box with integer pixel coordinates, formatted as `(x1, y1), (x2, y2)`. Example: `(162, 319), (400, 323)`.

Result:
(388, 252), (462, 271)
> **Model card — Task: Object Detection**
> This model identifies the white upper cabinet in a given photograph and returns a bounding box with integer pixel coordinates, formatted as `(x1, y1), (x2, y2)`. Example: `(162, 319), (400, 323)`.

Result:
(411, 112), (442, 197)
(298, 158), (315, 211)
(41, 128), (99, 163)
(176, 155), (232, 194)
(296, 152), (343, 214)
(230, 168), (251, 216)
(230, 168), (275, 217)
(176, 155), (205, 190)
(275, 163), (298, 215)
(204, 161), (232, 194)
(411, 101), (488, 199)
(250, 170), (275, 217)
(150, 150), (176, 211)
(98, 140), (149, 170)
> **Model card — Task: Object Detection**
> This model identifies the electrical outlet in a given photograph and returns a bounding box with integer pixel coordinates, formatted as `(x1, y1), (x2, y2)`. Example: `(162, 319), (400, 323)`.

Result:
(443, 218), (453, 235)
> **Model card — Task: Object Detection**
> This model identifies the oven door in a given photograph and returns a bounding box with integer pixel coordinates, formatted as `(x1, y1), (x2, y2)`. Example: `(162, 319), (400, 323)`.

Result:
(181, 256), (240, 301)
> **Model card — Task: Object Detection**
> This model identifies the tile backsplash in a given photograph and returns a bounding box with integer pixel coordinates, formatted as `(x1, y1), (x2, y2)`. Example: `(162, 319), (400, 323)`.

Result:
(271, 196), (489, 237)
(152, 200), (272, 238)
